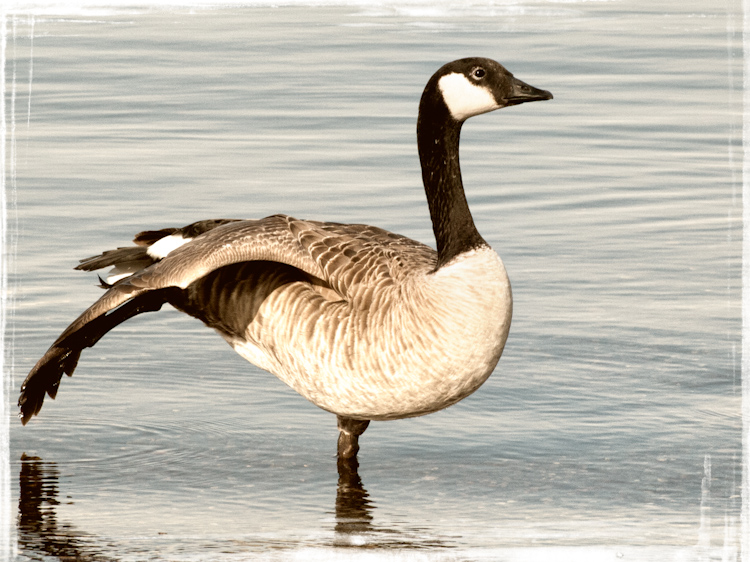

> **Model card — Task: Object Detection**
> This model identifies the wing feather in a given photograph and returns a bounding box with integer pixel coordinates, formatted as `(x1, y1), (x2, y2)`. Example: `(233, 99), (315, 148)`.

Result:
(125, 215), (437, 297)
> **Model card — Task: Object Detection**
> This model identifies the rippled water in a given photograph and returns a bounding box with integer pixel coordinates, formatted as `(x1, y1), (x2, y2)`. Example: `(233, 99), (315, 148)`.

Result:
(2, 1), (743, 560)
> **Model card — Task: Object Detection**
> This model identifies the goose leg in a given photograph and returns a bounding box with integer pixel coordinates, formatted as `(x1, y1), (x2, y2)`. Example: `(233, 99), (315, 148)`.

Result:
(336, 416), (370, 461)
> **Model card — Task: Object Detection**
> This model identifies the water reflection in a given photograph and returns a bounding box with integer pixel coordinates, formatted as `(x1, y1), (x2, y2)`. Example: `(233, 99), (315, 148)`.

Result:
(333, 457), (450, 549)
(18, 454), (112, 562)
(334, 456), (374, 540)
(17, 452), (448, 557)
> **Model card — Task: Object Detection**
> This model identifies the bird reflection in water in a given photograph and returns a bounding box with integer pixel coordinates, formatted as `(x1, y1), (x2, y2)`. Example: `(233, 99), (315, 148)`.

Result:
(334, 455), (374, 541)
(17, 454), (109, 561)
(18, 453), (441, 555)
(333, 455), (448, 549)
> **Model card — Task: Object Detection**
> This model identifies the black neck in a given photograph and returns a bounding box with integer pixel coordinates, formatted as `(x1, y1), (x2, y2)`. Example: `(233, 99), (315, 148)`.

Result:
(417, 93), (486, 269)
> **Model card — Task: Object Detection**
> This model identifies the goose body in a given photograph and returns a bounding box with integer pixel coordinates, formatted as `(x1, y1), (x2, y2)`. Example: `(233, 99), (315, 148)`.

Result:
(19, 58), (552, 461)
(230, 244), (511, 420)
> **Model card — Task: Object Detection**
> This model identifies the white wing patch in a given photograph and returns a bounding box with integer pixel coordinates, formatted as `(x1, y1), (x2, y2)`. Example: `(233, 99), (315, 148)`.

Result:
(105, 263), (149, 284)
(438, 72), (499, 122)
(106, 270), (136, 284)
(147, 233), (193, 259)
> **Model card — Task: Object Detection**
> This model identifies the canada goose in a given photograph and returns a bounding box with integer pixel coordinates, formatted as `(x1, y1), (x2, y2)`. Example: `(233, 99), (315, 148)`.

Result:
(19, 58), (552, 463)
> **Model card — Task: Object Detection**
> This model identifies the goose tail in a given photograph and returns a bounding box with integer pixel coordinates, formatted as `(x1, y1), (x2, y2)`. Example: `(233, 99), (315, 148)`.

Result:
(75, 219), (241, 286)
(76, 246), (155, 285)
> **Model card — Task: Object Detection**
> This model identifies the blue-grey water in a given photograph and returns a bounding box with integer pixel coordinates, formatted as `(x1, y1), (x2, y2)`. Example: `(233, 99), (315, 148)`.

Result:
(2, 1), (742, 560)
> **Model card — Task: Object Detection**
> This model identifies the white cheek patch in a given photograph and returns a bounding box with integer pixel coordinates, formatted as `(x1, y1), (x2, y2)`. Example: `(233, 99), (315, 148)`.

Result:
(147, 233), (193, 259)
(438, 72), (500, 122)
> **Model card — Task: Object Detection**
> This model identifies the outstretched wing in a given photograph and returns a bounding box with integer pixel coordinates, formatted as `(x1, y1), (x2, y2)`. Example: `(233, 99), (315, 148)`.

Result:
(19, 213), (436, 423)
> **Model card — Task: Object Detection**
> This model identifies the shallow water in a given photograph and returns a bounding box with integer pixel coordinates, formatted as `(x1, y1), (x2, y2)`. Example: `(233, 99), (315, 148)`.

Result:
(2, 1), (743, 560)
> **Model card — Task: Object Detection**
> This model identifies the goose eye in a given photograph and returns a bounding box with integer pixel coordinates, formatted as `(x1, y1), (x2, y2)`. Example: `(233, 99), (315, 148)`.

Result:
(471, 67), (486, 80)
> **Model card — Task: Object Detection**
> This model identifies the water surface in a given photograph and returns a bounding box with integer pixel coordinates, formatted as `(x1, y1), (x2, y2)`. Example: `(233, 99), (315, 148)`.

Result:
(3, 1), (743, 560)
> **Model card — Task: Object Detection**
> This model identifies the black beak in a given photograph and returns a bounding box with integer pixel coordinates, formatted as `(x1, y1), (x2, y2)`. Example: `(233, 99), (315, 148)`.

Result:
(504, 76), (553, 107)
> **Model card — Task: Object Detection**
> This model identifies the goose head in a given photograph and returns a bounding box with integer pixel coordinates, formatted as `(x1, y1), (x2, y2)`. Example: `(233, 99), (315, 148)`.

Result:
(421, 57), (553, 123)
(416, 58), (552, 268)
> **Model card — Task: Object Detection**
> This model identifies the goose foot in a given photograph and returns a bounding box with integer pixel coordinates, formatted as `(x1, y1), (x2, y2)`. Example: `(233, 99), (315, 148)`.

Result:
(336, 415), (370, 461)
